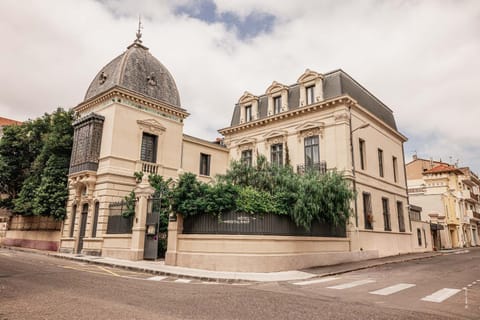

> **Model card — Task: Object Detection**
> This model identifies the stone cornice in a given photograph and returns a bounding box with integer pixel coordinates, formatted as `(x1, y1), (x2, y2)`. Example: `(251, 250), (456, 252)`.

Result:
(74, 86), (189, 120)
(219, 95), (408, 142)
(182, 134), (228, 152)
(218, 96), (355, 135)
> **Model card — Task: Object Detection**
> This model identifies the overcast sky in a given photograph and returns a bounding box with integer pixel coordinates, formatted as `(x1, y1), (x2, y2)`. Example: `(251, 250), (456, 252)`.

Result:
(0, 0), (479, 172)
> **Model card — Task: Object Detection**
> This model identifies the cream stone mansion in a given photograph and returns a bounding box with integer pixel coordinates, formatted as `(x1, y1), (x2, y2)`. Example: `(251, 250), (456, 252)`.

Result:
(59, 32), (429, 271)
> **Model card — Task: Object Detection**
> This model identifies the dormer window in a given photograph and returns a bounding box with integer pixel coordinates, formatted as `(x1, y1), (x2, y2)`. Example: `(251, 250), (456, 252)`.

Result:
(297, 69), (323, 106)
(266, 81), (288, 116)
(245, 105), (252, 122)
(306, 85), (315, 105)
(273, 96), (282, 114)
(237, 92), (259, 125)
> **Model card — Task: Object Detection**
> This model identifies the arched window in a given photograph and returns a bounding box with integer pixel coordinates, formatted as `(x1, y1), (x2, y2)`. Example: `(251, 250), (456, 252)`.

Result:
(69, 205), (77, 238)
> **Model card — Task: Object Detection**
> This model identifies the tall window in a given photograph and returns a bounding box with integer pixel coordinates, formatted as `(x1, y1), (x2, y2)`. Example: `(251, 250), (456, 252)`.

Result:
(273, 96), (282, 114)
(306, 85), (315, 105)
(359, 139), (366, 170)
(363, 192), (372, 229)
(70, 205), (77, 238)
(393, 156), (398, 182)
(271, 143), (283, 166)
(141, 132), (157, 163)
(382, 197), (391, 231)
(241, 149), (253, 166)
(245, 105), (252, 122)
(92, 202), (100, 238)
(304, 136), (319, 166)
(200, 153), (211, 176)
(378, 148), (384, 177)
(397, 201), (405, 232)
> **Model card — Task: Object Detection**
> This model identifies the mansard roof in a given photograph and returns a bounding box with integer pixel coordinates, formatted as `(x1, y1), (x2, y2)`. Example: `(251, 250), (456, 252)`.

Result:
(229, 69), (397, 131)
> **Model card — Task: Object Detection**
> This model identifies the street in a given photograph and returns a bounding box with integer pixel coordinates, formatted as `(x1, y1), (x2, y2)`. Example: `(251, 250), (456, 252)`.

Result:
(0, 248), (479, 319)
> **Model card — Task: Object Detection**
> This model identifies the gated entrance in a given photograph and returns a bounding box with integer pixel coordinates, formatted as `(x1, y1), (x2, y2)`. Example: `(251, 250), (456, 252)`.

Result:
(77, 203), (88, 253)
(144, 193), (166, 259)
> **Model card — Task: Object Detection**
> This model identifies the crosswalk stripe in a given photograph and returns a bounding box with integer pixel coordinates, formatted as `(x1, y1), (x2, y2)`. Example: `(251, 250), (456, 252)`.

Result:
(369, 283), (416, 296)
(174, 279), (192, 283)
(147, 276), (167, 281)
(421, 288), (461, 303)
(327, 279), (376, 290)
(293, 277), (340, 286)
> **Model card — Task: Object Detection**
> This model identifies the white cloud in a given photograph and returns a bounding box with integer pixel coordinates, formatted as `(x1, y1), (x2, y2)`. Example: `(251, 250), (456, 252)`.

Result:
(0, 0), (479, 171)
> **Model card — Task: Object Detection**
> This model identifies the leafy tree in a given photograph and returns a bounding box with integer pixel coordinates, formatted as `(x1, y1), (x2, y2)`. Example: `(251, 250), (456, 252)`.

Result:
(15, 109), (73, 219)
(0, 108), (73, 220)
(217, 155), (354, 230)
(0, 114), (51, 209)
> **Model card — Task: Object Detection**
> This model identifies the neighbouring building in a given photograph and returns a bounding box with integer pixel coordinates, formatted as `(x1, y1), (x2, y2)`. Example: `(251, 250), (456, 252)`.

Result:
(58, 31), (425, 270)
(406, 156), (480, 249)
(0, 116), (22, 139)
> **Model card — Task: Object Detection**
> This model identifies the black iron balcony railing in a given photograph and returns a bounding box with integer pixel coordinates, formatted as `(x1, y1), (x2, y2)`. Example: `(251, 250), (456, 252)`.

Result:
(297, 161), (327, 175)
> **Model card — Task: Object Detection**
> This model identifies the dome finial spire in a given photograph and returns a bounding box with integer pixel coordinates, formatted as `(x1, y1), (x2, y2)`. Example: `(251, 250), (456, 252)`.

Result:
(135, 15), (143, 44)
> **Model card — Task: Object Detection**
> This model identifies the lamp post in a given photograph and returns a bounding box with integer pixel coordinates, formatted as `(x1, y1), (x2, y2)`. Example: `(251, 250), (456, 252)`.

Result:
(349, 107), (369, 228)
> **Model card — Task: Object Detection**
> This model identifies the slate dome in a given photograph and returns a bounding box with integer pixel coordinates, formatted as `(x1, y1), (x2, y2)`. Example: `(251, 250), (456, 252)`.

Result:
(84, 37), (181, 107)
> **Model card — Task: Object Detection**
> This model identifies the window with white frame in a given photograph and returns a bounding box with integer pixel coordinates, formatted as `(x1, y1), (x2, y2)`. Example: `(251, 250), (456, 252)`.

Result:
(270, 143), (283, 166)
(306, 85), (315, 105)
(304, 136), (319, 166)
(273, 96), (282, 114)
(241, 149), (253, 166)
(245, 105), (252, 122)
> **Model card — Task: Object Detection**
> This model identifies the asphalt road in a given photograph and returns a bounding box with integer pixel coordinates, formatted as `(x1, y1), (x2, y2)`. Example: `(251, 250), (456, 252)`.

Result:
(0, 248), (479, 320)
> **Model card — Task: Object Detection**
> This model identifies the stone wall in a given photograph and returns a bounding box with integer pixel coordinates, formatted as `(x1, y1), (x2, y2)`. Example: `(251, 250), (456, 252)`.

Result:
(3, 215), (61, 251)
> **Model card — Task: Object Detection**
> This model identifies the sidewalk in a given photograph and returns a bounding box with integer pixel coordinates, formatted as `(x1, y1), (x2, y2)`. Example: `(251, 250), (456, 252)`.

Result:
(2, 245), (460, 283)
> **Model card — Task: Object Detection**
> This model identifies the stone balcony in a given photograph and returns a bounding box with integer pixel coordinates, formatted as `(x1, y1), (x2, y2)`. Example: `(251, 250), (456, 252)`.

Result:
(135, 160), (161, 175)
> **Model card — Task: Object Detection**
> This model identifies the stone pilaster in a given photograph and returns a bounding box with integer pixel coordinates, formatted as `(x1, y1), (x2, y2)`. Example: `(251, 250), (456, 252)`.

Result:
(165, 213), (183, 266)
(130, 175), (155, 260)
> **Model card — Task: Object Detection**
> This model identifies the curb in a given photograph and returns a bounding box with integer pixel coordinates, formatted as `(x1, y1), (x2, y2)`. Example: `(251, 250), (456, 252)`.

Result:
(1, 245), (450, 283)
(310, 253), (441, 278)
(0, 246), (247, 284)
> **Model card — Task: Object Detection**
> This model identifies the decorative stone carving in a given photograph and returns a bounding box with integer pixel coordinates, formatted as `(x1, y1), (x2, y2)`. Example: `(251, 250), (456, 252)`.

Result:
(334, 112), (350, 122)
(137, 119), (166, 135)
(263, 130), (288, 150)
(235, 138), (256, 156)
(295, 121), (325, 142)
(99, 72), (107, 84)
(147, 72), (157, 86)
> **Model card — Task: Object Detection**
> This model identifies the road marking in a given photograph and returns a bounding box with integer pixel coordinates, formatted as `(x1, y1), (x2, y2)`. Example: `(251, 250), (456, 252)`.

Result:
(421, 288), (461, 303)
(174, 279), (191, 283)
(293, 277), (341, 286)
(327, 279), (376, 290)
(147, 276), (168, 281)
(61, 265), (111, 276)
(369, 283), (416, 296)
(97, 266), (120, 277)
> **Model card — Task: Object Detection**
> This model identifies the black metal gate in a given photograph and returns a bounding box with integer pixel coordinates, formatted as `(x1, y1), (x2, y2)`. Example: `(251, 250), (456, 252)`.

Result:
(144, 195), (164, 260)
(77, 203), (88, 253)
